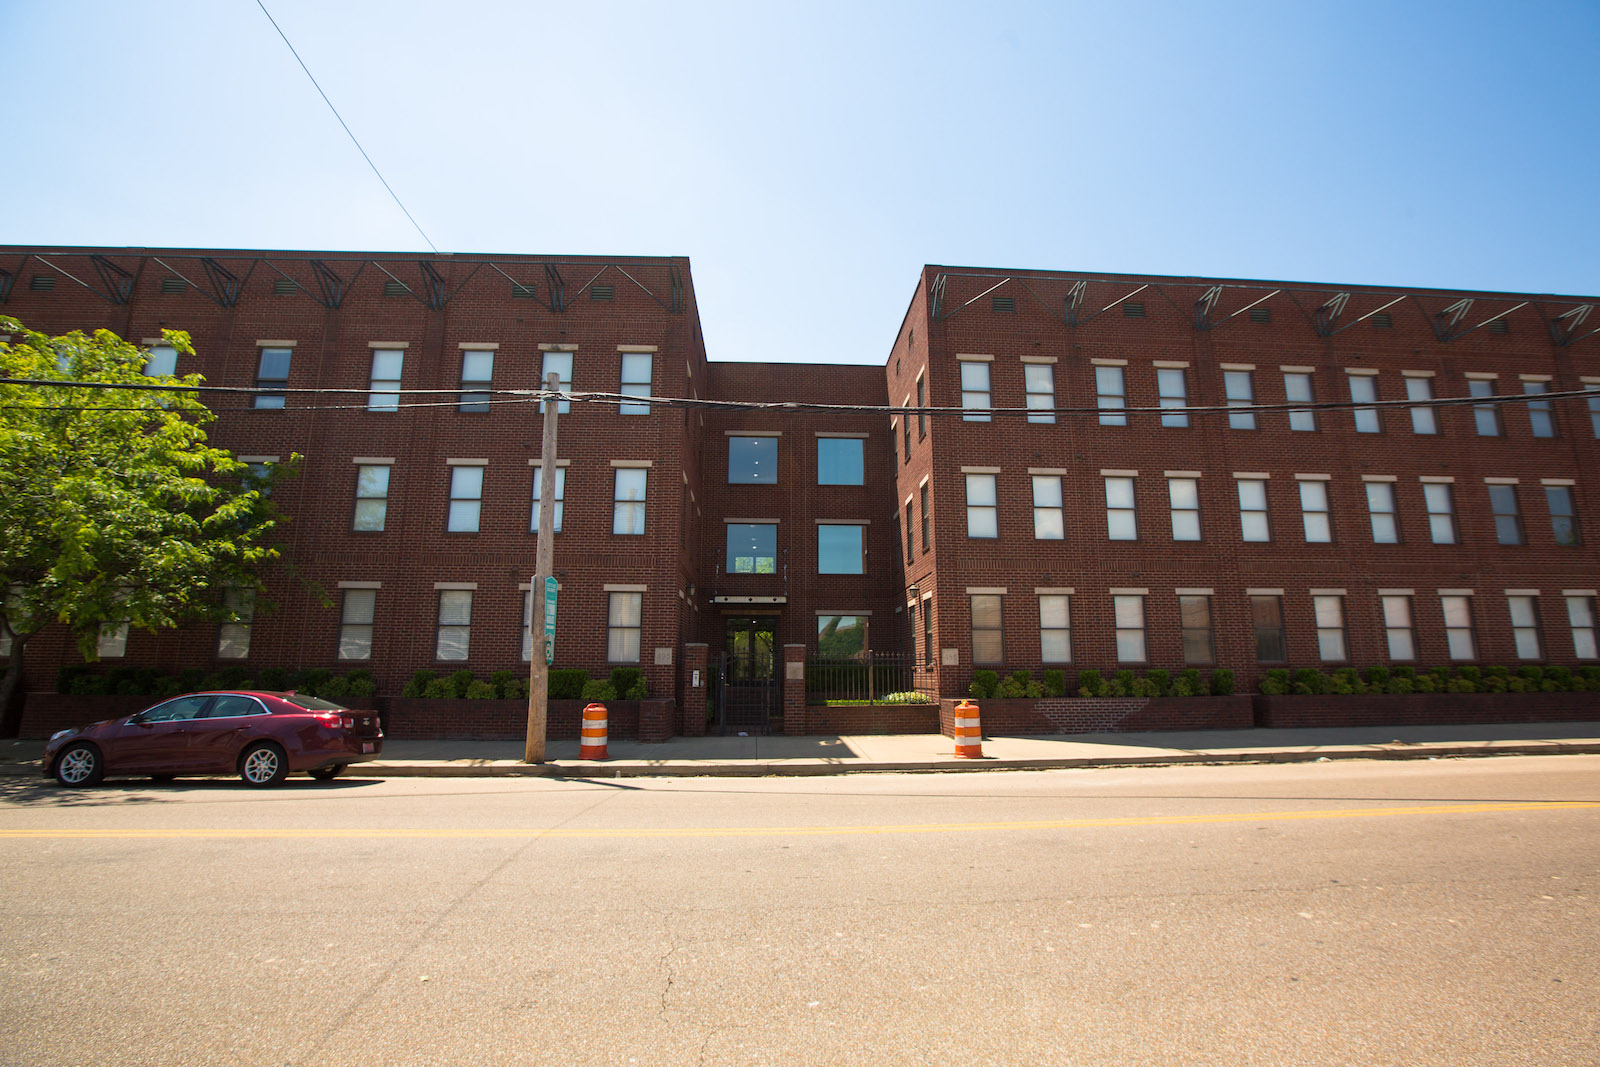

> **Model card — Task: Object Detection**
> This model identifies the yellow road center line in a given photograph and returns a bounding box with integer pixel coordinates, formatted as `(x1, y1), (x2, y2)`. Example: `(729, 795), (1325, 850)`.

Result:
(1, 801), (1595, 840)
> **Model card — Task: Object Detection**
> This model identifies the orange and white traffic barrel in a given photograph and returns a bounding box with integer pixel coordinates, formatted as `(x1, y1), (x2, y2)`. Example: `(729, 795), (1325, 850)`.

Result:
(953, 699), (983, 758)
(580, 702), (609, 760)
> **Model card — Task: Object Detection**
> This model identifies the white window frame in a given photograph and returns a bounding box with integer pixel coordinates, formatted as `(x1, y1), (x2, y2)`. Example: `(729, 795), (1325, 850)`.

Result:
(1298, 479), (1331, 543)
(1024, 363), (1055, 424)
(613, 467), (648, 536)
(1224, 370), (1255, 430)
(254, 346), (292, 409)
(1365, 481), (1399, 544)
(607, 591), (643, 663)
(1405, 375), (1437, 435)
(1508, 594), (1542, 660)
(1423, 481), (1457, 545)
(1039, 593), (1071, 663)
(1546, 484), (1578, 546)
(1096, 365), (1127, 427)
(1313, 594), (1347, 662)
(216, 588), (255, 660)
(1441, 593), (1477, 661)
(1105, 475), (1137, 541)
(1179, 593), (1214, 665)
(1468, 377), (1501, 436)
(459, 349), (494, 413)
(619, 352), (652, 415)
(966, 473), (998, 539)
(1489, 483), (1524, 545)
(1381, 594), (1416, 661)
(447, 465), (484, 533)
(541, 351), (573, 414)
(532, 465), (565, 534)
(143, 344), (178, 377)
(960, 361), (991, 422)
(1566, 595), (1598, 659)
(1284, 371), (1316, 431)
(1113, 594), (1147, 663)
(368, 348), (403, 412)
(971, 593), (1004, 665)
(1157, 367), (1188, 428)
(1524, 379), (1555, 438)
(1237, 478), (1271, 543)
(436, 589), (473, 661)
(354, 464), (391, 532)
(338, 588), (376, 661)
(1168, 477), (1201, 542)
(1032, 475), (1064, 540)
(1348, 373), (1380, 433)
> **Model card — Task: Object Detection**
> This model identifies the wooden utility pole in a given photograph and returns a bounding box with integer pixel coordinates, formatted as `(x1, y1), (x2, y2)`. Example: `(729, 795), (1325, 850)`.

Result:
(525, 371), (561, 763)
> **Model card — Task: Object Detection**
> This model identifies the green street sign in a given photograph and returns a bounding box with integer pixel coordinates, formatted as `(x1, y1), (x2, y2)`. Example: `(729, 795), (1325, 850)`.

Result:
(543, 576), (558, 665)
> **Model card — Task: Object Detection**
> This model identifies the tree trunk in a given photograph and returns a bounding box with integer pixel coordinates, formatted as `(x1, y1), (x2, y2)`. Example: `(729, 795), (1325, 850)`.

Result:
(0, 636), (27, 739)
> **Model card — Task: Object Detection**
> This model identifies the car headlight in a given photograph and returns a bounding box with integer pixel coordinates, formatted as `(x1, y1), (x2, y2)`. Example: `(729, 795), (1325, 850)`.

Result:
(49, 729), (74, 742)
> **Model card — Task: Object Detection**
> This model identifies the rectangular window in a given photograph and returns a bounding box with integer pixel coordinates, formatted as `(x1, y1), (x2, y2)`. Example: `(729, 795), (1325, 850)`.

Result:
(1096, 366), (1127, 426)
(961, 362), (991, 422)
(916, 378), (927, 438)
(1442, 594), (1476, 660)
(1349, 374), (1380, 433)
(619, 353), (652, 415)
(1508, 595), (1542, 660)
(1524, 380), (1555, 438)
(728, 436), (777, 483)
(1033, 475), (1064, 540)
(904, 503), (914, 563)
(531, 466), (564, 533)
(607, 592), (642, 663)
(613, 468), (647, 535)
(1313, 595), (1347, 662)
(1284, 372), (1316, 431)
(1568, 596), (1598, 659)
(1039, 594), (1071, 663)
(818, 615), (867, 658)
(971, 594), (1003, 665)
(1423, 483), (1457, 545)
(818, 524), (864, 574)
(436, 590), (472, 661)
(368, 349), (403, 412)
(459, 350), (493, 413)
(1299, 480), (1331, 543)
(540, 352), (573, 413)
(1406, 376), (1437, 434)
(255, 347), (291, 409)
(817, 438), (864, 485)
(1114, 594), (1146, 663)
(143, 344), (177, 377)
(1366, 482), (1399, 543)
(338, 589), (376, 660)
(1252, 595), (1286, 662)
(908, 600), (917, 663)
(353, 465), (390, 532)
(1025, 364), (1055, 424)
(1105, 476), (1137, 541)
(1180, 595), (1214, 665)
(966, 474), (997, 538)
(902, 413), (910, 461)
(1169, 477), (1201, 541)
(1469, 379), (1500, 436)
(922, 597), (934, 665)
(1237, 479), (1270, 542)
(1382, 595), (1416, 661)
(726, 524), (777, 573)
(1489, 484), (1523, 545)
(1546, 485), (1578, 545)
(217, 588), (254, 660)
(920, 484), (930, 551)
(447, 466), (484, 533)
(1224, 370), (1255, 430)
(1157, 367), (1188, 428)
(1588, 387), (1600, 439)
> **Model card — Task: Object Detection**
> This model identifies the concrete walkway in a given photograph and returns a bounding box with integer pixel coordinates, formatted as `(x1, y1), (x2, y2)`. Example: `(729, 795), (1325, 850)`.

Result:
(6, 721), (1600, 778)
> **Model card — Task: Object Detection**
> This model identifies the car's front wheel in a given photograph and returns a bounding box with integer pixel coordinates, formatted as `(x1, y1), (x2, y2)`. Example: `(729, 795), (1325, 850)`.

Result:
(54, 743), (103, 787)
(308, 764), (346, 782)
(239, 742), (288, 788)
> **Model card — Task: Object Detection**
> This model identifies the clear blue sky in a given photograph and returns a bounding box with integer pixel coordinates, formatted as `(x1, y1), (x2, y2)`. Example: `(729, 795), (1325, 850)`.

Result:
(4, 1), (1597, 366)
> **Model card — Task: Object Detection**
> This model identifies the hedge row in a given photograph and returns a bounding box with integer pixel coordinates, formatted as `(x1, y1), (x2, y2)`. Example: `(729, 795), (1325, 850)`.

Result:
(1259, 664), (1600, 695)
(966, 668), (1237, 700)
(57, 665), (377, 700)
(399, 667), (648, 701)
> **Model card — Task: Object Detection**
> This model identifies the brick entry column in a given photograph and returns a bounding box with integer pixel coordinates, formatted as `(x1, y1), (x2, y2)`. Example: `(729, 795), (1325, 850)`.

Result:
(681, 643), (708, 737)
(782, 644), (807, 736)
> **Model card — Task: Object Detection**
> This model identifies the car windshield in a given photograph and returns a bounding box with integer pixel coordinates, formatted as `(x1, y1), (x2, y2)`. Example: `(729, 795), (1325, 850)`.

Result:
(280, 694), (351, 711)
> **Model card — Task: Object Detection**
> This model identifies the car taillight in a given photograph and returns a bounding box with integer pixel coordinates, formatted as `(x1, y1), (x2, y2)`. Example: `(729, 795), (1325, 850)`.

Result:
(315, 712), (354, 729)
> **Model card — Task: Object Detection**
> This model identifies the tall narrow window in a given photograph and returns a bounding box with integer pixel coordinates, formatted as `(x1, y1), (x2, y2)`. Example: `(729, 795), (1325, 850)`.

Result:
(436, 590), (473, 661)
(1224, 370), (1255, 430)
(613, 468), (647, 535)
(1252, 595), (1286, 662)
(619, 353), (652, 414)
(1423, 482), (1457, 545)
(1524, 380), (1555, 437)
(1508, 596), (1542, 660)
(1469, 378), (1500, 436)
(817, 438), (865, 485)
(1237, 479), (1270, 542)
(1032, 475), (1063, 540)
(1568, 596), (1598, 659)
(255, 347), (291, 409)
(902, 413), (910, 461)
(1096, 366), (1127, 426)
(1546, 485), (1578, 545)
(1382, 595), (1415, 661)
(817, 524), (864, 574)
(1040, 594), (1071, 663)
(459, 350), (493, 413)
(447, 466), (484, 533)
(920, 484), (930, 551)
(904, 503), (914, 562)
(338, 589), (376, 660)
(531, 466), (564, 533)
(922, 597), (934, 665)
(1157, 368), (1188, 427)
(1349, 374), (1380, 433)
(1366, 482), (1399, 543)
(966, 474), (998, 539)
(1105, 476), (1137, 541)
(908, 600), (918, 663)
(961, 362), (991, 422)
(216, 588), (254, 660)
(1489, 484), (1523, 545)
(971, 594), (1003, 665)
(1114, 595), (1147, 663)
(143, 344), (177, 377)
(916, 378), (927, 438)
(1284, 372), (1316, 431)
(1406, 376), (1437, 434)
(607, 592), (642, 662)
(1025, 364), (1055, 424)
(1168, 478), (1201, 541)
(368, 349), (403, 411)
(1441, 594), (1476, 660)
(353, 465), (390, 532)
(540, 352), (573, 414)
(1313, 595), (1347, 661)
(1299, 480), (1331, 543)
(1180, 595), (1214, 664)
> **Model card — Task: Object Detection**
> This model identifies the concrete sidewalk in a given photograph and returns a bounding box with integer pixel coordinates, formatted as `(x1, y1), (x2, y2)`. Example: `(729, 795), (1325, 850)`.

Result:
(6, 721), (1600, 778)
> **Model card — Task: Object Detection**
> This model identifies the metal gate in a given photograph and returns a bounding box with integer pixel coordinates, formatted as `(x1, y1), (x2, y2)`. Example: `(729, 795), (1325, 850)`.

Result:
(715, 650), (777, 735)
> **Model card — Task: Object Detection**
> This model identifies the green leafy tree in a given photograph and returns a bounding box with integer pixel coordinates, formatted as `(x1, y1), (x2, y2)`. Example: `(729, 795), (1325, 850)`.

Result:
(0, 319), (285, 736)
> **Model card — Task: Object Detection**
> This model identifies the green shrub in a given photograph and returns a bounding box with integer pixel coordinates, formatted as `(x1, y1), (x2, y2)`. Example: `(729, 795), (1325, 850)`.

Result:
(1392, 665), (1417, 681)
(487, 670), (518, 698)
(152, 675), (184, 698)
(301, 667), (333, 696)
(1363, 666), (1390, 689)
(346, 674), (378, 698)
(1481, 673), (1508, 693)
(1412, 675), (1437, 694)
(500, 677), (528, 700)
(994, 676), (1025, 698)
(880, 691), (936, 704)
(402, 671), (436, 698)
(548, 668), (587, 700)
(1144, 669), (1170, 697)
(1580, 667), (1600, 689)
(423, 678), (456, 698)
(216, 666), (252, 689)
(449, 669), (476, 698)
(1024, 681), (1045, 698)
(1110, 669), (1135, 697)
(56, 666), (90, 694)
(257, 667), (290, 691)
(68, 672), (110, 695)
(625, 680), (647, 700)
(1291, 668), (1326, 695)
(971, 670), (999, 698)
(1330, 668), (1361, 695)
(1173, 669), (1202, 697)
(1387, 675), (1415, 694)
(465, 680), (497, 699)
(1076, 669), (1105, 698)
(1130, 677), (1159, 698)
(1457, 665), (1482, 685)
(1516, 665), (1544, 684)
(1259, 669), (1292, 696)
(581, 680), (618, 702)
(610, 667), (645, 696)
(1042, 669), (1067, 698)
(1545, 666), (1573, 691)
(1209, 669), (1235, 696)
(319, 674), (351, 699)
(1507, 676), (1529, 693)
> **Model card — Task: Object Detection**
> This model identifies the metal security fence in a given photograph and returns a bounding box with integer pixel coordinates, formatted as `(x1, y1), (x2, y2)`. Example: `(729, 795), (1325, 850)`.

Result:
(805, 652), (937, 704)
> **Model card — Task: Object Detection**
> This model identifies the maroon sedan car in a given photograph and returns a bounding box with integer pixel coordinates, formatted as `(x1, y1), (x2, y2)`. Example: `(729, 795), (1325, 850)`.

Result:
(43, 691), (383, 787)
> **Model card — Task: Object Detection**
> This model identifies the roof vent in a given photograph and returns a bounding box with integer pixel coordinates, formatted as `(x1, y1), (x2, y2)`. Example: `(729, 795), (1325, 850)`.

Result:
(30, 274), (54, 291)
(992, 296), (1015, 312)
(1249, 306), (1270, 323)
(1372, 312), (1393, 328)
(1488, 318), (1509, 334)
(511, 282), (538, 299)
(383, 280), (408, 297)
(273, 279), (298, 296)
(590, 284), (614, 301)
(161, 277), (186, 294)
(1122, 301), (1145, 318)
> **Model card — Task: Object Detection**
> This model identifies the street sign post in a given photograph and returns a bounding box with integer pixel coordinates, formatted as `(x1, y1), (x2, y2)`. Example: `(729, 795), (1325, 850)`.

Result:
(543, 575), (558, 665)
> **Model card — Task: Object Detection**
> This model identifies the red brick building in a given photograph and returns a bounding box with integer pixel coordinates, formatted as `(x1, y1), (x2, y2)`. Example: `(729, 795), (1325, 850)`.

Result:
(3, 248), (1598, 736)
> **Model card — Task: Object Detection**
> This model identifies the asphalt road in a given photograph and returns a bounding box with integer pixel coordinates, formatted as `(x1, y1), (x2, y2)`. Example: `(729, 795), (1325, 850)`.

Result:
(1, 756), (1596, 1066)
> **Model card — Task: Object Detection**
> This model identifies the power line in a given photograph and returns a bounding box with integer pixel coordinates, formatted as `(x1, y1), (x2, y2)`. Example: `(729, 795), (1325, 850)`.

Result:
(254, 0), (439, 254)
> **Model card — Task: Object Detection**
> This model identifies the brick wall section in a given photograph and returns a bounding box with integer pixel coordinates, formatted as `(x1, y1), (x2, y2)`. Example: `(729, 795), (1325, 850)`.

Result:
(807, 704), (939, 734)
(680, 643), (708, 736)
(940, 696), (1254, 735)
(1256, 692), (1600, 728)
(782, 644), (807, 735)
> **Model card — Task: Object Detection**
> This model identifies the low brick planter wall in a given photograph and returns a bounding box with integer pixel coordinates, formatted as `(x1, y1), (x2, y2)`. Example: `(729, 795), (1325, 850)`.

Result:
(1255, 691), (1600, 729)
(376, 697), (676, 741)
(940, 696), (1255, 737)
(803, 703), (940, 735)
(20, 694), (150, 738)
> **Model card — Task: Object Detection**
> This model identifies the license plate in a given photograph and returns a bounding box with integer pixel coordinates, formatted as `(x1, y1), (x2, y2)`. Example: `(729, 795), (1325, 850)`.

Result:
(362, 742), (375, 754)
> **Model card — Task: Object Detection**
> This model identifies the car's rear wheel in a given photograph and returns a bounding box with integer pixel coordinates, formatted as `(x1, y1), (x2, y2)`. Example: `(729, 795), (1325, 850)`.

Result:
(54, 743), (103, 787)
(239, 742), (288, 788)
(308, 764), (346, 782)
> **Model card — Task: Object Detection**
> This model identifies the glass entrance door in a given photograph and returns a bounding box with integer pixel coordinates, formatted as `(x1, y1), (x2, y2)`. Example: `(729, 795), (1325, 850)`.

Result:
(723, 616), (776, 682)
